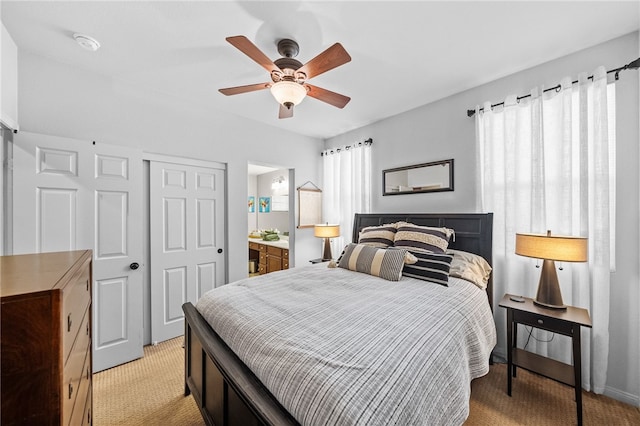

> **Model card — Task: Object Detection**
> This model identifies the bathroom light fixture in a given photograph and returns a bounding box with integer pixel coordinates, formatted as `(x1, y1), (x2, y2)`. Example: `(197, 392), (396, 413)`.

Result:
(73, 33), (101, 52)
(270, 81), (307, 110)
(271, 176), (286, 190)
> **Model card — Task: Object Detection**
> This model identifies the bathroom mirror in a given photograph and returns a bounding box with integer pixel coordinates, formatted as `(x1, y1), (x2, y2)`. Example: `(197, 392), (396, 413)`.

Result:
(383, 159), (454, 196)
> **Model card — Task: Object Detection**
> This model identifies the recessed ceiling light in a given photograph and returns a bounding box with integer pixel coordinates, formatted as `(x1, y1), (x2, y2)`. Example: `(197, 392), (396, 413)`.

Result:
(73, 33), (100, 52)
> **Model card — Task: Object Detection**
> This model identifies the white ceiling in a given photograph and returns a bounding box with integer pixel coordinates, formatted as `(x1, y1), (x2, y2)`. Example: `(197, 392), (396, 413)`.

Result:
(2, 1), (638, 140)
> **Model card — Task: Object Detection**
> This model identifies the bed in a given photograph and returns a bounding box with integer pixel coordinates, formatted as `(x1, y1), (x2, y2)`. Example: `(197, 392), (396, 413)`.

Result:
(183, 212), (495, 426)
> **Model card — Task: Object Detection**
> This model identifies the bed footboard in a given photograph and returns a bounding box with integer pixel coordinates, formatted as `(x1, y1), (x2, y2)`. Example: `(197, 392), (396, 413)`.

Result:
(182, 302), (299, 426)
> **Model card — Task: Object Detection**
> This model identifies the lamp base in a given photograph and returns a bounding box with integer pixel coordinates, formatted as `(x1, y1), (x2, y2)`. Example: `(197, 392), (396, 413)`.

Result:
(534, 259), (567, 310)
(533, 299), (567, 310)
(322, 237), (333, 261)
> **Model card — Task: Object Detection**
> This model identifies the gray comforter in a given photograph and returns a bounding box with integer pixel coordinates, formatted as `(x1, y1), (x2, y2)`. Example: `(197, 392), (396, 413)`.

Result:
(196, 264), (496, 426)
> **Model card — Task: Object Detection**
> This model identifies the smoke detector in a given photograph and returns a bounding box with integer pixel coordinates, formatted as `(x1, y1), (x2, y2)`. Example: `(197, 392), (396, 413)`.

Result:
(73, 33), (100, 52)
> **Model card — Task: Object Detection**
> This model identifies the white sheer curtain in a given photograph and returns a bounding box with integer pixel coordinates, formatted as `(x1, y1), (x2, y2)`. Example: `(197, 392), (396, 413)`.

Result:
(322, 142), (372, 253)
(476, 67), (615, 393)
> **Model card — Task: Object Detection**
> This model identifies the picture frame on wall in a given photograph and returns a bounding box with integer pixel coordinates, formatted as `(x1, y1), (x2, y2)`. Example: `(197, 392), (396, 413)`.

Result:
(248, 196), (255, 213)
(259, 196), (271, 213)
(297, 187), (322, 228)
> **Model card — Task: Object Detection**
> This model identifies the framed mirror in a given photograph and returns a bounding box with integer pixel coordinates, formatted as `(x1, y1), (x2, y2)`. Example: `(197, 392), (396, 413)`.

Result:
(383, 159), (454, 196)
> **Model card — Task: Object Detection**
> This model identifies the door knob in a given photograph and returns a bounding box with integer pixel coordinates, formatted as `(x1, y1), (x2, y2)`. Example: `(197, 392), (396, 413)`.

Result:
(217, 249), (223, 254)
(130, 262), (140, 270)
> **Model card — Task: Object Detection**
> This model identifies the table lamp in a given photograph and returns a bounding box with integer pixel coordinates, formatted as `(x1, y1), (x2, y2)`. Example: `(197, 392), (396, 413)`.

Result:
(515, 230), (587, 310)
(314, 223), (340, 261)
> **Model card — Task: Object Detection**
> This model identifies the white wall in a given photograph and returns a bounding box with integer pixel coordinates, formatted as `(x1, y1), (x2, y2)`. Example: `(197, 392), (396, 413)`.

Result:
(16, 50), (321, 282)
(326, 32), (640, 405)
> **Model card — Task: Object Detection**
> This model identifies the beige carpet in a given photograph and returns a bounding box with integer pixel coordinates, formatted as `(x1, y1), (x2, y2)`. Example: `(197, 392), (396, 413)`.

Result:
(94, 337), (204, 425)
(466, 363), (640, 425)
(95, 337), (640, 425)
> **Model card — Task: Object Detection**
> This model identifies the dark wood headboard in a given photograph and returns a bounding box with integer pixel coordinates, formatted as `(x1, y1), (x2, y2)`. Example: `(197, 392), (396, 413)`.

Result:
(352, 213), (494, 309)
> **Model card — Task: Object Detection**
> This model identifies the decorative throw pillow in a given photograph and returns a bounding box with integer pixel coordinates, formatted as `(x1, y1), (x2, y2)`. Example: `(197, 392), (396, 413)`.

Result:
(447, 249), (492, 290)
(358, 223), (398, 248)
(338, 244), (409, 281)
(394, 222), (454, 254)
(402, 251), (454, 286)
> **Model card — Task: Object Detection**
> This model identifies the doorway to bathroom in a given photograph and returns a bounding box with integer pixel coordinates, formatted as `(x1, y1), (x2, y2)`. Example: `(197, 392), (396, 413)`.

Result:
(247, 162), (295, 276)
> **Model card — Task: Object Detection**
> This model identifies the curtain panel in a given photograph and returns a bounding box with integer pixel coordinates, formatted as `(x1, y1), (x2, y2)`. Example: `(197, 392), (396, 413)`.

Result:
(476, 67), (614, 393)
(322, 143), (372, 254)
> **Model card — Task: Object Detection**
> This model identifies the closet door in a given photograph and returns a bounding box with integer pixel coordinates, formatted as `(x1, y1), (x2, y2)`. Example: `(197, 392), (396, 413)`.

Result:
(150, 161), (226, 343)
(12, 132), (144, 372)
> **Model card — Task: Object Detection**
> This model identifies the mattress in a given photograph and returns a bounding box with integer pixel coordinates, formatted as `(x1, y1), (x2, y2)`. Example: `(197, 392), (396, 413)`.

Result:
(196, 264), (496, 426)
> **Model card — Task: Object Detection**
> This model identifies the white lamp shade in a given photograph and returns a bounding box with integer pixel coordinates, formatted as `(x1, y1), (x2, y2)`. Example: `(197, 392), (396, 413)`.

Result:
(314, 224), (340, 238)
(515, 231), (587, 262)
(270, 81), (307, 106)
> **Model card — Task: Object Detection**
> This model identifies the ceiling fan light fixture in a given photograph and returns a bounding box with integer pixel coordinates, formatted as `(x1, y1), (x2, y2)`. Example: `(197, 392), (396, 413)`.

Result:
(270, 81), (306, 107)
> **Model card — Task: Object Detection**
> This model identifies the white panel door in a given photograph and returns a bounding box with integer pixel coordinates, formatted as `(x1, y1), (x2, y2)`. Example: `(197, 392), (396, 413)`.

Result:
(12, 132), (143, 372)
(150, 161), (225, 343)
(92, 144), (143, 371)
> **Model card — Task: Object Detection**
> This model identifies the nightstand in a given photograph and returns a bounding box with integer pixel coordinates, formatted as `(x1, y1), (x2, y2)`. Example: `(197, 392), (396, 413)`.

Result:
(499, 294), (592, 426)
(309, 258), (328, 264)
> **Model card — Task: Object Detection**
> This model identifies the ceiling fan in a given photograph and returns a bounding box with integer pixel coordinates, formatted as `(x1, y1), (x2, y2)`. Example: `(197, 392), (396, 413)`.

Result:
(219, 36), (352, 119)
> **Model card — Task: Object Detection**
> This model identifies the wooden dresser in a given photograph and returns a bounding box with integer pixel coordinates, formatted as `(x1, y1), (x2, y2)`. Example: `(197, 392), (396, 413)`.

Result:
(1, 250), (93, 426)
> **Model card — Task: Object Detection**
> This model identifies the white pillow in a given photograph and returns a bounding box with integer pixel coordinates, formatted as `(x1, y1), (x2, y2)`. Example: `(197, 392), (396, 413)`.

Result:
(447, 249), (492, 290)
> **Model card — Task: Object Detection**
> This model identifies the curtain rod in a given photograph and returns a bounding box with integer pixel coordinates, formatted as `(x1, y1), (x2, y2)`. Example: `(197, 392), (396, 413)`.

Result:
(466, 57), (640, 118)
(321, 138), (373, 156)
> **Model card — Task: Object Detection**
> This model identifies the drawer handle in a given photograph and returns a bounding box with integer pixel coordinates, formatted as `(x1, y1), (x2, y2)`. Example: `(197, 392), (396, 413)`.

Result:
(537, 319), (544, 325)
(86, 279), (89, 291)
(87, 409), (91, 424)
(68, 383), (73, 399)
(86, 366), (90, 380)
(86, 322), (90, 335)
(68, 314), (72, 332)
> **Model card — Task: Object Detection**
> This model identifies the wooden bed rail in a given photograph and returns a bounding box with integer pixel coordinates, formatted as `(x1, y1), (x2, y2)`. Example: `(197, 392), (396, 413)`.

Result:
(183, 302), (298, 426)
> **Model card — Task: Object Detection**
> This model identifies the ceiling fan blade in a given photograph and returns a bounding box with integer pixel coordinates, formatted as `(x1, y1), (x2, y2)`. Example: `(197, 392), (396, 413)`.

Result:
(219, 82), (270, 96)
(297, 43), (351, 79)
(226, 36), (282, 74)
(279, 104), (294, 119)
(305, 84), (351, 109)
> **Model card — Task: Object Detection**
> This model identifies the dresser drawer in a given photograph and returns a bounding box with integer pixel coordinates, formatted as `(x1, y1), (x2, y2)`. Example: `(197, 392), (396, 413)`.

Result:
(81, 388), (92, 425)
(62, 264), (91, 363)
(69, 351), (92, 426)
(513, 309), (573, 335)
(62, 308), (91, 425)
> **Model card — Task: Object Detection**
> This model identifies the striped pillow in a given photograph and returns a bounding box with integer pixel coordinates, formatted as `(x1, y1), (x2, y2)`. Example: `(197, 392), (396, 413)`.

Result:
(402, 251), (454, 286)
(394, 222), (454, 253)
(338, 244), (408, 281)
(358, 223), (398, 248)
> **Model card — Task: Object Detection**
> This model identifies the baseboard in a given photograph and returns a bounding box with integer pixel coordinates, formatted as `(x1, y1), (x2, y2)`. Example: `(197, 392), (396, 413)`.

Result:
(604, 385), (640, 407)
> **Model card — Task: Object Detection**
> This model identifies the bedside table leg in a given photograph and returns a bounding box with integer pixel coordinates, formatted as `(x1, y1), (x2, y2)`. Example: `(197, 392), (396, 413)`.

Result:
(506, 308), (513, 396)
(572, 325), (583, 426)
(512, 318), (518, 378)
